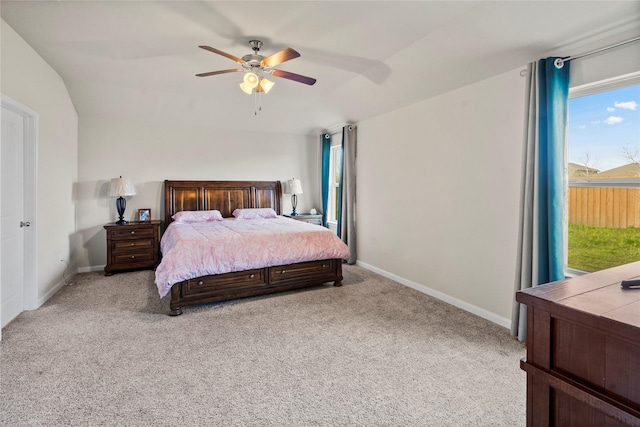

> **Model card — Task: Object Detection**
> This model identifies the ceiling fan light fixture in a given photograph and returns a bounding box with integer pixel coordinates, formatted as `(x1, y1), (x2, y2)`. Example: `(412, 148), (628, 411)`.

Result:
(239, 82), (253, 95)
(197, 40), (316, 112)
(243, 72), (259, 89)
(260, 78), (275, 94)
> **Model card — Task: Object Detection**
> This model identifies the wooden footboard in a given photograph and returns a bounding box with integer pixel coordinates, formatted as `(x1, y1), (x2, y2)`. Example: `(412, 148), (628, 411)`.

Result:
(169, 259), (343, 315)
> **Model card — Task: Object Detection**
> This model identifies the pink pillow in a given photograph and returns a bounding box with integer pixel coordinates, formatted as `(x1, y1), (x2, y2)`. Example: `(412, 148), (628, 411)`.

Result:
(172, 210), (223, 223)
(232, 208), (278, 219)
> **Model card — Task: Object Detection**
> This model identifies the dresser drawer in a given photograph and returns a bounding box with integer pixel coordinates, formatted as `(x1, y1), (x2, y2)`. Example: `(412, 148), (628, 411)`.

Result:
(184, 269), (266, 295)
(108, 227), (155, 240)
(269, 259), (337, 285)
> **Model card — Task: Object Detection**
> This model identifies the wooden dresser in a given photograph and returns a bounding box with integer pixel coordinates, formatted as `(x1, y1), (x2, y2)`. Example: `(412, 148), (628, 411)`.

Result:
(104, 220), (161, 276)
(516, 261), (640, 427)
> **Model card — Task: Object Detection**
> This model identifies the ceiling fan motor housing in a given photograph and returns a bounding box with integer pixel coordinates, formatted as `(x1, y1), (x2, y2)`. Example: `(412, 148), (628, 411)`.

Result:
(241, 54), (265, 64)
(249, 40), (263, 52)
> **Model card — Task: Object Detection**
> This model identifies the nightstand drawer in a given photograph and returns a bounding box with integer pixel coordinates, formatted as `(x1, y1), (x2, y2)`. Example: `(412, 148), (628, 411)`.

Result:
(112, 238), (154, 252)
(113, 251), (154, 265)
(285, 214), (323, 226)
(300, 218), (322, 225)
(108, 227), (155, 239)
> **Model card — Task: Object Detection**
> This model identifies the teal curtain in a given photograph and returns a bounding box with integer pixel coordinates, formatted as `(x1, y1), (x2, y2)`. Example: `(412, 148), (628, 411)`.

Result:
(320, 133), (331, 227)
(537, 58), (570, 283)
(511, 58), (570, 342)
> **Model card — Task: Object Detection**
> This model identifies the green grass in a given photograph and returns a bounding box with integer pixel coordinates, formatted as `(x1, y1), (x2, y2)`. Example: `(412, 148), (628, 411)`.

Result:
(568, 224), (640, 273)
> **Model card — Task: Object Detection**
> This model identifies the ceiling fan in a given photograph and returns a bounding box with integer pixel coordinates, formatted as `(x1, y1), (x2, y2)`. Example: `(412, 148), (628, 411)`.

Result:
(196, 40), (317, 94)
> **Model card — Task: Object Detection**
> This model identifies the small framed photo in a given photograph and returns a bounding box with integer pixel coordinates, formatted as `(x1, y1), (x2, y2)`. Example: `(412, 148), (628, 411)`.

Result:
(138, 208), (151, 222)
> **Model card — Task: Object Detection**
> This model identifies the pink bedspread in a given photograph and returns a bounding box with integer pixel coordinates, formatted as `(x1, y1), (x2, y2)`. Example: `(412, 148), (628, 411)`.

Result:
(155, 217), (349, 297)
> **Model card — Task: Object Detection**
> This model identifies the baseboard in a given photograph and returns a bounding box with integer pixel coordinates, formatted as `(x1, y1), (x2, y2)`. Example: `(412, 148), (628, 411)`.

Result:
(78, 265), (106, 273)
(356, 261), (511, 330)
(37, 268), (79, 308)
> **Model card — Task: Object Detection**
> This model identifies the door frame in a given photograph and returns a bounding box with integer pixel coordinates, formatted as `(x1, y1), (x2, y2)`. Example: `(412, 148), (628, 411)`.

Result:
(1, 94), (38, 316)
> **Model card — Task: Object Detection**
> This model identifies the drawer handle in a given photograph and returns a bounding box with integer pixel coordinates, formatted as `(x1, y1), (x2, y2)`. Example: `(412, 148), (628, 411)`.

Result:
(198, 280), (204, 285)
(131, 255), (135, 259)
(130, 231), (135, 235)
(249, 274), (255, 278)
(281, 270), (286, 274)
(131, 243), (135, 246)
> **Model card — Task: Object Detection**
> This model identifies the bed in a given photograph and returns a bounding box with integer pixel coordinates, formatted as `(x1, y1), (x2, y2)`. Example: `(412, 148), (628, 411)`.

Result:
(156, 180), (348, 315)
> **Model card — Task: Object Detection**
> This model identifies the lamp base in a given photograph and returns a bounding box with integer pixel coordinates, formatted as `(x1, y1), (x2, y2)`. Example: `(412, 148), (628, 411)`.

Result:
(290, 194), (299, 216)
(115, 196), (128, 225)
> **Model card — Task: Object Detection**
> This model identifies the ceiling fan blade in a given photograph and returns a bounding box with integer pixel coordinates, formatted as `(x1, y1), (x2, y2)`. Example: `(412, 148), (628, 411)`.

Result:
(261, 48), (300, 68)
(271, 69), (316, 86)
(198, 45), (244, 64)
(196, 69), (243, 77)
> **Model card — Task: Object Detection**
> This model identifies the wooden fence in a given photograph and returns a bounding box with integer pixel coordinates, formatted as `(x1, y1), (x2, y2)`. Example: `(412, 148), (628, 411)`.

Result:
(568, 186), (640, 228)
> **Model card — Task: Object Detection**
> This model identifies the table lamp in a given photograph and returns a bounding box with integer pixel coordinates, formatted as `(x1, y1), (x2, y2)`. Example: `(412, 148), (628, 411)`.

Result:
(286, 178), (303, 216)
(108, 176), (136, 225)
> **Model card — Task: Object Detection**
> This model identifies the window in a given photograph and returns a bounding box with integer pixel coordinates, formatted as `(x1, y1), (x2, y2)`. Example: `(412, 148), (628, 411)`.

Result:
(327, 140), (342, 225)
(566, 76), (640, 274)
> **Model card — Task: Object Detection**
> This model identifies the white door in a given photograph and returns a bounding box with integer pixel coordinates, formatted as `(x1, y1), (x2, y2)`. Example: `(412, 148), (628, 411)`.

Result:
(1, 106), (25, 327)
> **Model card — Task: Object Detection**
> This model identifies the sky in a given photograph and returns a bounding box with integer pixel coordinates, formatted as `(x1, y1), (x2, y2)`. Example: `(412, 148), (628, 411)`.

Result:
(568, 84), (640, 172)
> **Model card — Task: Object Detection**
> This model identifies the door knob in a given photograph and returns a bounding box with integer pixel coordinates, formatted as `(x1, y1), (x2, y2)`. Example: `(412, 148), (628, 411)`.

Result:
(20, 221), (31, 227)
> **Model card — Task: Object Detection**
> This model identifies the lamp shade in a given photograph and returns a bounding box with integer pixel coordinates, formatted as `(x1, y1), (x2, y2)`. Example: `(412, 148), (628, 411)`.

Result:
(260, 78), (275, 94)
(108, 177), (136, 197)
(286, 179), (303, 195)
(239, 82), (253, 95)
(243, 72), (259, 89)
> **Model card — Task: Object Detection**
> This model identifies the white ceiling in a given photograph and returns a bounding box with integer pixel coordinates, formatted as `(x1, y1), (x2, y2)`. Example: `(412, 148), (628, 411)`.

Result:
(2, 1), (639, 136)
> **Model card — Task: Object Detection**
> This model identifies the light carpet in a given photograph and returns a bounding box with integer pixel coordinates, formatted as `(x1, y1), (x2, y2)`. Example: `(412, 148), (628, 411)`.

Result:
(1, 264), (526, 426)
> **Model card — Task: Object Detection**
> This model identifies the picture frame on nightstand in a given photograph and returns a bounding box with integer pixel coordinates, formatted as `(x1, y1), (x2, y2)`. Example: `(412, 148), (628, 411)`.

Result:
(138, 208), (151, 221)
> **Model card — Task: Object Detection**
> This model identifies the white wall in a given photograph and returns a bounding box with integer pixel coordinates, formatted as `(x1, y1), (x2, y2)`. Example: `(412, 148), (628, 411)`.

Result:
(356, 67), (526, 326)
(0, 19), (79, 302)
(76, 117), (319, 270)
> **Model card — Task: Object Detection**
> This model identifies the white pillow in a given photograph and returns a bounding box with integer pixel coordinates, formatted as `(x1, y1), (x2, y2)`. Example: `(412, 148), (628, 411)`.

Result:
(172, 210), (223, 223)
(232, 208), (278, 219)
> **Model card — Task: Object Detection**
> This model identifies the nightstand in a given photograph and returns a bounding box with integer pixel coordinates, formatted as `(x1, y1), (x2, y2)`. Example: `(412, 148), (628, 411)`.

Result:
(104, 220), (161, 276)
(284, 213), (323, 226)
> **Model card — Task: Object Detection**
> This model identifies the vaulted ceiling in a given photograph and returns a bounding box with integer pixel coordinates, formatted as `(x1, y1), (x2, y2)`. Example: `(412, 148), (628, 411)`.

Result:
(2, 1), (639, 135)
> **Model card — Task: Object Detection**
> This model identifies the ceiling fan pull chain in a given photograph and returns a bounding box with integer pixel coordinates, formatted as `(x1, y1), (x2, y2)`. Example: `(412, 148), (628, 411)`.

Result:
(254, 89), (259, 116)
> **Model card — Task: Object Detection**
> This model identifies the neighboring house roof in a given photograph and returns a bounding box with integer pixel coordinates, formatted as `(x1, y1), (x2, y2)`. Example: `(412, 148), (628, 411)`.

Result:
(594, 163), (640, 178)
(568, 162), (599, 177)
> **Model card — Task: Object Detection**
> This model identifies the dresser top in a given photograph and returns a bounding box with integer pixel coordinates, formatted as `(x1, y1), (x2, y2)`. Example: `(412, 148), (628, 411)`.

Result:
(517, 261), (640, 332)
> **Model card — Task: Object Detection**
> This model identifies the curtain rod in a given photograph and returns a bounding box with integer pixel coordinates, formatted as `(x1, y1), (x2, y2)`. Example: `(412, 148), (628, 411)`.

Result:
(554, 36), (640, 69)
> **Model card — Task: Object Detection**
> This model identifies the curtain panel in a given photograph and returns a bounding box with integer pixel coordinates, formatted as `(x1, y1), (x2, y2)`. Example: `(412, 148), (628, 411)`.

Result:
(338, 125), (357, 264)
(511, 58), (570, 342)
(321, 133), (331, 227)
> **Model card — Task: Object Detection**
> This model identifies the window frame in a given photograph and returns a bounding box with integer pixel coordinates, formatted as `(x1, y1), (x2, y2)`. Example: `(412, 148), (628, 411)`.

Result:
(565, 71), (640, 276)
(327, 136), (342, 225)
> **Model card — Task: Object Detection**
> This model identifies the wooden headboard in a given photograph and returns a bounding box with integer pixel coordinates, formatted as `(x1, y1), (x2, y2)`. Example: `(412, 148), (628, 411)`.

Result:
(164, 180), (282, 225)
